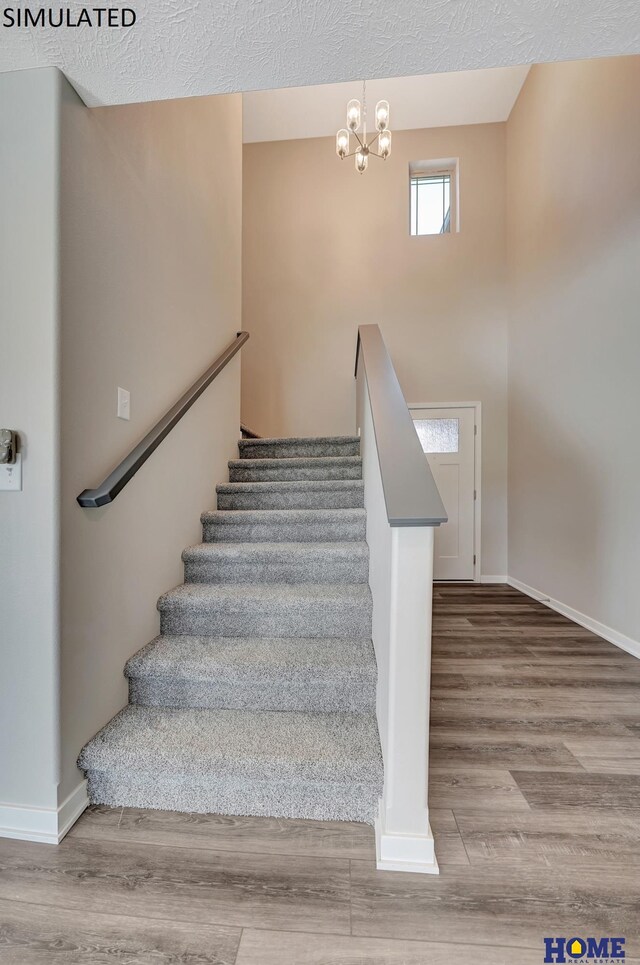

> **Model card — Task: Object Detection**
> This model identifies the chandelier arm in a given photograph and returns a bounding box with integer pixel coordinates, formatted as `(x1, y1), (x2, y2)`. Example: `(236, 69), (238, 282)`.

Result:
(352, 129), (365, 149)
(366, 130), (381, 149)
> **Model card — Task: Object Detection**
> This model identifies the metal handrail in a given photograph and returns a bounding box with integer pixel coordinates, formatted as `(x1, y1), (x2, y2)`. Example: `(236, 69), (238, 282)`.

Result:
(77, 331), (249, 508)
(355, 324), (447, 527)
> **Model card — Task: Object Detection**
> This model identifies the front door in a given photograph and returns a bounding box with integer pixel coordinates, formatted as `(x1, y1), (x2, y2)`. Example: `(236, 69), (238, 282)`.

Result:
(410, 406), (476, 580)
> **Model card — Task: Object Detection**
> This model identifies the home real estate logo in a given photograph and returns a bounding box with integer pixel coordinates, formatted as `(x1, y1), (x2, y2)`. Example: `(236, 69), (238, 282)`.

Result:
(544, 937), (626, 964)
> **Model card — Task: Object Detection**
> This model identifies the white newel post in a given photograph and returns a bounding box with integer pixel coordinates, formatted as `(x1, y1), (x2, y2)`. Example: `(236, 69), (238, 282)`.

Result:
(357, 363), (439, 874)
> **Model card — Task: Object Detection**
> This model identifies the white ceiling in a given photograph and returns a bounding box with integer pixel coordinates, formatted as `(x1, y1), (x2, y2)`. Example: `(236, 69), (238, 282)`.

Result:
(243, 66), (531, 143)
(0, 1), (638, 108)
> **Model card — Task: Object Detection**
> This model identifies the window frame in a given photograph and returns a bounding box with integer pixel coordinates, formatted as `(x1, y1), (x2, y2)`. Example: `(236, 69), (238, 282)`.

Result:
(408, 159), (459, 237)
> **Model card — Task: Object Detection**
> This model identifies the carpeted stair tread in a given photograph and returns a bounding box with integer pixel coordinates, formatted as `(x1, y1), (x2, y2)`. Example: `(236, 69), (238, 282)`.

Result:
(78, 704), (383, 785)
(228, 455), (362, 482)
(201, 508), (366, 542)
(125, 635), (377, 713)
(127, 634), (376, 677)
(238, 436), (360, 459)
(158, 582), (372, 637)
(216, 479), (364, 511)
(182, 541), (369, 583)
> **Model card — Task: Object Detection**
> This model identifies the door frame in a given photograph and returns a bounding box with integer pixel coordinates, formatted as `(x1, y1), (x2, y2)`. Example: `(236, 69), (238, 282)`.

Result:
(408, 401), (482, 583)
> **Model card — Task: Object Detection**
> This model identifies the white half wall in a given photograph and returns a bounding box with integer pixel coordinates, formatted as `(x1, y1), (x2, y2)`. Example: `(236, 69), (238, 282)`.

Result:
(357, 368), (438, 874)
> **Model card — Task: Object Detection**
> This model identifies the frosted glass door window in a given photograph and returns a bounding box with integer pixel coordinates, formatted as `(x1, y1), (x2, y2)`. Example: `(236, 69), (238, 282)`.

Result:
(414, 418), (459, 454)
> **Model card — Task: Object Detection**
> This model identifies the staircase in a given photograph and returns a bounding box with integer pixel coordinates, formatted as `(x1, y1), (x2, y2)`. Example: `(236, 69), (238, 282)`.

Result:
(78, 436), (383, 823)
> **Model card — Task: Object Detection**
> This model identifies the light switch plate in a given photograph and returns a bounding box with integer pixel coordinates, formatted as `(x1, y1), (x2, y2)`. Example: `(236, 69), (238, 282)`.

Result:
(0, 452), (22, 491)
(117, 387), (131, 420)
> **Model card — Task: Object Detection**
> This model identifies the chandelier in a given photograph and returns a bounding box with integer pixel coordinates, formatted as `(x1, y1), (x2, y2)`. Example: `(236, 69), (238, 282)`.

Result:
(336, 80), (392, 173)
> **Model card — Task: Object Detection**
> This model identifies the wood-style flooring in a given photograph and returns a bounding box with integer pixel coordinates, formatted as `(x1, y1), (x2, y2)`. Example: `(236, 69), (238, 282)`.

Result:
(2, 583), (640, 964)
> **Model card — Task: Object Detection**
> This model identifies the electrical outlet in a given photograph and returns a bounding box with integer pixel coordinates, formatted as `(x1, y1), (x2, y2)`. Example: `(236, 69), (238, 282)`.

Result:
(117, 387), (131, 421)
(0, 452), (22, 491)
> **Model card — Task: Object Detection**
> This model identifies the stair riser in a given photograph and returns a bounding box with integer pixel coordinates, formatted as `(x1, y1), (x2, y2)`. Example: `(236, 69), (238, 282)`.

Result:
(184, 555), (369, 584)
(217, 490), (364, 510)
(203, 519), (366, 542)
(239, 441), (360, 459)
(85, 770), (379, 823)
(129, 675), (376, 713)
(159, 602), (372, 638)
(229, 463), (362, 482)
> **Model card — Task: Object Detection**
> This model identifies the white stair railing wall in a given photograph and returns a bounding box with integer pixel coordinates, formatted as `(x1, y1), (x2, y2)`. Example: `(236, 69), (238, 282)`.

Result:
(356, 324), (446, 874)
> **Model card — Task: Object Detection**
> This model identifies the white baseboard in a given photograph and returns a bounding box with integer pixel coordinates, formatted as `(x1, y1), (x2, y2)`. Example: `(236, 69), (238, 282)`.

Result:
(507, 576), (640, 660)
(375, 802), (440, 874)
(0, 780), (89, 844)
(480, 575), (508, 584)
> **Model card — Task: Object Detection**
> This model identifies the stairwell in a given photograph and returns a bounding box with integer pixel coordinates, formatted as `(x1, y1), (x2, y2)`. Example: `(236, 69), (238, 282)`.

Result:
(78, 435), (383, 824)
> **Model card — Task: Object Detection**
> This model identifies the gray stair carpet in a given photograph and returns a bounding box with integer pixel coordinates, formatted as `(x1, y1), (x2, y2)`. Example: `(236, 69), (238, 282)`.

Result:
(216, 479), (365, 510)
(125, 636), (377, 712)
(202, 508), (366, 542)
(229, 455), (362, 482)
(182, 541), (369, 583)
(78, 435), (383, 824)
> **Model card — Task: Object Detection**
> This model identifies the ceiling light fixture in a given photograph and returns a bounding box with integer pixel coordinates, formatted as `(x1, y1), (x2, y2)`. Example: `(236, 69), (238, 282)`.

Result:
(336, 80), (392, 174)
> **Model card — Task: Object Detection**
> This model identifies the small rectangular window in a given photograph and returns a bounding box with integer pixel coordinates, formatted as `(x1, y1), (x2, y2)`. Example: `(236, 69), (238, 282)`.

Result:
(414, 418), (459, 453)
(410, 173), (451, 236)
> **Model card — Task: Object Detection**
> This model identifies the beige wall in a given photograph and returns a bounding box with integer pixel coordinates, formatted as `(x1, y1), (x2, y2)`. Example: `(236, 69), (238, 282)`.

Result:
(58, 82), (242, 802)
(506, 56), (640, 642)
(243, 124), (508, 575)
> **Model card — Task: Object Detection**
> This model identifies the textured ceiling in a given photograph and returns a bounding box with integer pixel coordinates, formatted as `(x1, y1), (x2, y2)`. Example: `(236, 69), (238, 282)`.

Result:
(243, 66), (531, 142)
(1, 0), (639, 107)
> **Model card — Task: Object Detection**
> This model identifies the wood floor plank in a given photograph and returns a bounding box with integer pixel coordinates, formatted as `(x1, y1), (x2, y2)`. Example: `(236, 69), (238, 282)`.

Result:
(350, 859), (640, 948)
(525, 640), (621, 655)
(563, 738), (640, 774)
(435, 683), (640, 702)
(465, 613), (579, 627)
(430, 716), (636, 738)
(434, 626), (608, 638)
(511, 770), (640, 810)
(432, 640), (537, 658)
(69, 805), (376, 860)
(433, 656), (640, 677)
(453, 807), (640, 866)
(0, 835), (351, 936)
(235, 928), (543, 964)
(0, 898), (240, 964)
(432, 695), (640, 720)
(456, 675), (640, 695)
(433, 604), (547, 614)
(428, 768), (531, 810)
(430, 736), (584, 771)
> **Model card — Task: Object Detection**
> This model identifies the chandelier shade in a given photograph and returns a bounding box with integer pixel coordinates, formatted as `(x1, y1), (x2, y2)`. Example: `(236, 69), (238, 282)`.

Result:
(336, 129), (350, 158)
(336, 81), (392, 174)
(379, 129), (392, 159)
(375, 100), (390, 131)
(346, 99), (361, 132)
